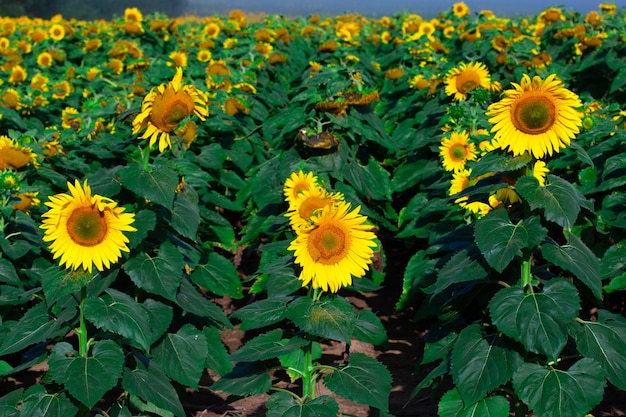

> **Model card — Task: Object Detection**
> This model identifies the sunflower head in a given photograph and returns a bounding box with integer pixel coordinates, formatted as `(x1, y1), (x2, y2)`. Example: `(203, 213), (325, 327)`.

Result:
(41, 180), (136, 273)
(284, 170), (319, 208)
(286, 186), (344, 231)
(439, 131), (478, 172)
(486, 74), (582, 158)
(444, 62), (491, 101)
(0, 136), (38, 170)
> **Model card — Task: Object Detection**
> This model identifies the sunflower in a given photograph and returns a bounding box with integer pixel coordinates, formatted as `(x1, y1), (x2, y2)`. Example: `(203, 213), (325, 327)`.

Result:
(533, 160), (549, 186)
(284, 170), (319, 209)
(124, 7), (143, 23)
(41, 180), (136, 273)
(439, 131), (478, 171)
(132, 67), (209, 152)
(444, 61), (491, 101)
(486, 74), (582, 158)
(452, 2), (470, 18)
(37, 51), (53, 68)
(49, 24), (65, 41)
(286, 186), (344, 231)
(288, 202), (377, 293)
(0, 136), (38, 169)
(449, 169), (492, 216)
(9, 65), (27, 84)
(12, 191), (40, 213)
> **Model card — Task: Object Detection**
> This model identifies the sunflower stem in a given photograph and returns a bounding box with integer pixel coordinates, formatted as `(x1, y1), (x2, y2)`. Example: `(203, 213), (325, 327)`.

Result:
(521, 257), (532, 289)
(302, 342), (316, 400)
(77, 286), (88, 357)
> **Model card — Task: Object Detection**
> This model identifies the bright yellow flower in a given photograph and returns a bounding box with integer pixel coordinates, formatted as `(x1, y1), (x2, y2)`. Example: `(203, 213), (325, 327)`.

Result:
(132, 67), (209, 152)
(168, 51), (188, 68)
(284, 170), (319, 209)
(533, 160), (549, 186)
(41, 180), (136, 273)
(49, 24), (65, 41)
(37, 51), (53, 67)
(452, 2), (470, 18)
(439, 131), (478, 172)
(486, 74), (582, 158)
(124, 7), (143, 23)
(9, 65), (27, 84)
(288, 201), (377, 293)
(444, 61), (491, 101)
(0, 136), (38, 169)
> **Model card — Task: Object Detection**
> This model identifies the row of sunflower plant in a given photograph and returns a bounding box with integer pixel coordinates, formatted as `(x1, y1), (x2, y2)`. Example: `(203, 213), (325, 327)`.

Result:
(0, 2), (625, 417)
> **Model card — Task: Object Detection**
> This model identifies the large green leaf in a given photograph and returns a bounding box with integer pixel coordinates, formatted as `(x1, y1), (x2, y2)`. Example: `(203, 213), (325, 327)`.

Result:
(516, 175), (585, 229)
(151, 324), (208, 388)
(324, 352), (391, 411)
(423, 250), (488, 294)
(451, 325), (522, 406)
(513, 359), (605, 417)
(20, 385), (78, 417)
(211, 362), (273, 396)
(541, 234), (601, 300)
(228, 329), (309, 362)
(570, 310), (626, 390)
(83, 289), (152, 351)
(474, 209), (547, 273)
(118, 162), (178, 210)
(124, 241), (184, 301)
(353, 309), (387, 346)
(191, 252), (243, 298)
(470, 151), (532, 177)
(422, 332), (458, 364)
(203, 327), (233, 376)
(489, 279), (580, 360)
(438, 388), (510, 417)
(0, 302), (62, 355)
(0, 259), (20, 286)
(122, 364), (185, 417)
(0, 388), (22, 417)
(143, 298), (173, 346)
(175, 279), (230, 326)
(344, 157), (392, 201)
(48, 340), (124, 409)
(286, 296), (356, 343)
(171, 188), (200, 239)
(229, 296), (291, 330)
(266, 392), (339, 417)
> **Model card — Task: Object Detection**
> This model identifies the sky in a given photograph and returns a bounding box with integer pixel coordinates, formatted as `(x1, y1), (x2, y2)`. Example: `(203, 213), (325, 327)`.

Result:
(186, 0), (626, 18)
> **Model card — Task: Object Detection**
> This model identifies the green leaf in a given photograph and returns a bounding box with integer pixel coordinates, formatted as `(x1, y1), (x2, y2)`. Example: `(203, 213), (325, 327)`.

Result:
(541, 234), (601, 300)
(570, 310), (626, 390)
(451, 325), (522, 405)
(489, 279), (580, 360)
(230, 296), (291, 331)
(127, 209), (156, 250)
(191, 252), (243, 298)
(0, 302), (62, 355)
(353, 309), (387, 346)
(266, 391), (339, 417)
(513, 359), (605, 417)
(344, 158), (392, 201)
(471, 151), (532, 177)
(516, 175), (585, 229)
(324, 352), (391, 411)
(600, 242), (626, 280)
(211, 362), (273, 396)
(203, 327), (233, 376)
(0, 388), (22, 417)
(229, 330), (309, 362)
(423, 250), (488, 294)
(83, 289), (152, 351)
(175, 279), (230, 327)
(118, 162), (178, 210)
(438, 388), (510, 417)
(0, 259), (20, 286)
(124, 241), (184, 301)
(20, 385), (78, 417)
(422, 332), (457, 364)
(143, 298), (173, 346)
(49, 340), (124, 409)
(286, 296), (356, 343)
(152, 324), (208, 388)
(171, 189), (200, 239)
(278, 342), (322, 383)
(474, 210), (547, 273)
(122, 364), (185, 417)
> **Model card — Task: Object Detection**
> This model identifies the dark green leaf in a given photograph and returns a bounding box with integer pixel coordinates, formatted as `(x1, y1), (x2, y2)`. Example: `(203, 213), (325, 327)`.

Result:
(570, 310), (626, 390)
(20, 385), (78, 417)
(143, 298), (173, 346)
(324, 352), (391, 411)
(230, 296), (291, 331)
(516, 175), (585, 229)
(489, 279), (580, 360)
(152, 324), (208, 388)
(345, 158), (392, 201)
(171, 189), (200, 239)
(0, 388), (22, 417)
(122, 364), (185, 417)
(127, 209), (156, 250)
(0, 303), (62, 355)
(353, 309), (387, 346)
(451, 325), (522, 405)
(475, 210), (547, 273)
(600, 242), (626, 280)
(541, 234), (601, 300)
(423, 250), (488, 295)
(203, 327), (233, 376)
(229, 329), (309, 362)
(513, 359), (605, 417)
(266, 391), (339, 417)
(124, 241), (184, 301)
(0, 259), (20, 286)
(191, 252), (243, 298)
(471, 151), (532, 177)
(287, 296), (356, 343)
(422, 332), (457, 364)
(49, 340), (124, 409)
(211, 362), (273, 396)
(83, 289), (152, 351)
(175, 279), (230, 327)
(118, 163), (178, 210)
(438, 388), (510, 417)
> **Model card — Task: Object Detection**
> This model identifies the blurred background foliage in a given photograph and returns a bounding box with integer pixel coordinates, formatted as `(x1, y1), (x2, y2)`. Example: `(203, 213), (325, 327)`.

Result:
(0, 0), (189, 19)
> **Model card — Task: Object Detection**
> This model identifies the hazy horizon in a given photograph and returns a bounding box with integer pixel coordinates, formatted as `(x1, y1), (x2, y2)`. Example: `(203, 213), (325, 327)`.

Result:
(185, 0), (626, 18)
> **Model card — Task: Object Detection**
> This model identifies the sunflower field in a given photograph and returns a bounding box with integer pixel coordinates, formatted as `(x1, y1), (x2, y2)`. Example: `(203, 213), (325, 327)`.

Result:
(1, 2), (626, 417)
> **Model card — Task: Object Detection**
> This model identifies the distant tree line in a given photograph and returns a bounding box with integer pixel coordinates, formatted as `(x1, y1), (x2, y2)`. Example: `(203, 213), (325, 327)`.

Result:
(0, 0), (189, 20)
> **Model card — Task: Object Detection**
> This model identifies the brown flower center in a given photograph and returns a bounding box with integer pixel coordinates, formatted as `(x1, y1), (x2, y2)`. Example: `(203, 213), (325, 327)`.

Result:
(298, 196), (331, 222)
(512, 94), (556, 134)
(456, 72), (480, 93)
(67, 206), (108, 246)
(450, 144), (468, 161)
(307, 224), (349, 265)
(149, 86), (194, 132)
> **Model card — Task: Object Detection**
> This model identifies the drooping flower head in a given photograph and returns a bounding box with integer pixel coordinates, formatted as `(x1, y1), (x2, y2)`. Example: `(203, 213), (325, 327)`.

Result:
(439, 130), (478, 172)
(132, 67), (209, 152)
(444, 62), (491, 101)
(41, 180), (137, 273)
(288, 201), (377, 293)
(0, 136), (38, 170)
(486, 74), (582, 158)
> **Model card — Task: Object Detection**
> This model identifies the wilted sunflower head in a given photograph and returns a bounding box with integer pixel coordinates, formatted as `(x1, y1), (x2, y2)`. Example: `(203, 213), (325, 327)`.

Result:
(132, 67), (209, 152)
